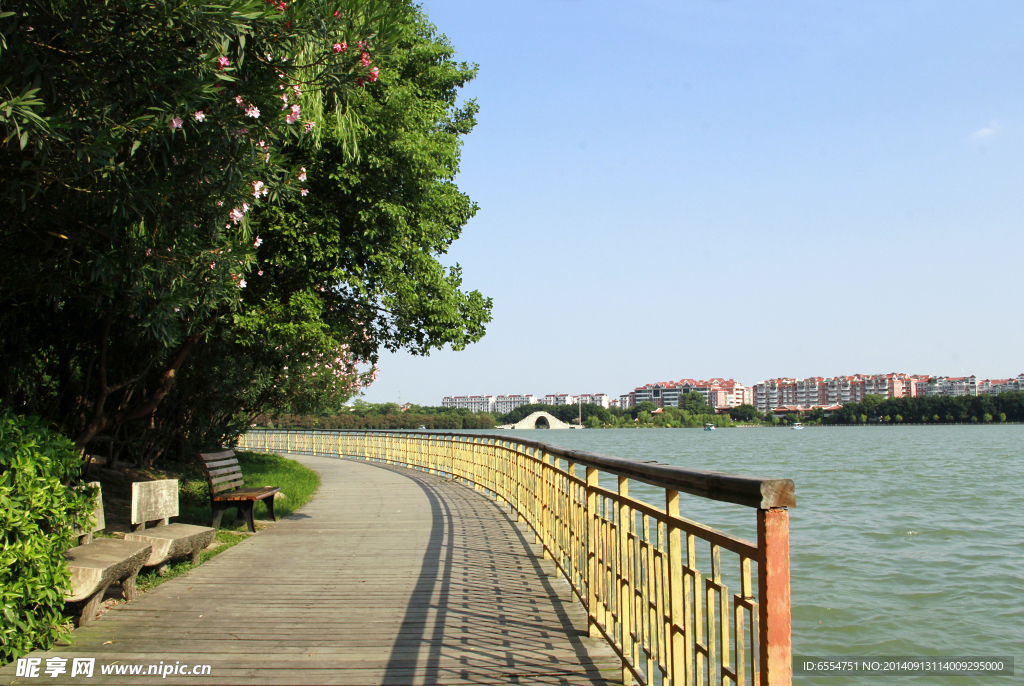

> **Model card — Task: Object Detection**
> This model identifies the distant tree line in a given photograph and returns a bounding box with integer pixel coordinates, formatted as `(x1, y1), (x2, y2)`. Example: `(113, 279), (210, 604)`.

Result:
(823, 392), (1024, 424)
(258, 403), (495, 431)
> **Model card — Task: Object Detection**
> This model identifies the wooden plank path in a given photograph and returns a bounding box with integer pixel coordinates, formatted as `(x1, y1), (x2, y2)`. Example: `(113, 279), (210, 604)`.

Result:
(1, 455), (620, 685)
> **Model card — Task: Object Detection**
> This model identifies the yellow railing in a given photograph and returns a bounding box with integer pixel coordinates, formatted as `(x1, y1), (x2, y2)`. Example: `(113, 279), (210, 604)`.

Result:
(238, 429), (795, 686)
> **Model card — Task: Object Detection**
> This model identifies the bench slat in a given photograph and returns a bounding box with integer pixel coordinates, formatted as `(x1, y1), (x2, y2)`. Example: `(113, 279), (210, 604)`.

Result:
(200, 450), (235, 462)
(204, 458), (239, 470)
(210, 473), (245, 486)
(206, 465), (242, 478)
(213, 486), (281, 502)
(211, 479), (246, 493)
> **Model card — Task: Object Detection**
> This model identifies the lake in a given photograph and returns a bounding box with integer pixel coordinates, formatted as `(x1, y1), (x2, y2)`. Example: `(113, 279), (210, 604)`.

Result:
(477, 425), (1022, 684)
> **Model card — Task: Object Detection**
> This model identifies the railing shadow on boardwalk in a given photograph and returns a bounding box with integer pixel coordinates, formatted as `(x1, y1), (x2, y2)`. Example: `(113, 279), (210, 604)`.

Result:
(378, 463), (615, 685)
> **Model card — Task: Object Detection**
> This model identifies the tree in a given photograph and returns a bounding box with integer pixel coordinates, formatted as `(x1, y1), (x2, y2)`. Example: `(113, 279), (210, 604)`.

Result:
(0, 0), (491, 464)
(730, 403), (760, 422)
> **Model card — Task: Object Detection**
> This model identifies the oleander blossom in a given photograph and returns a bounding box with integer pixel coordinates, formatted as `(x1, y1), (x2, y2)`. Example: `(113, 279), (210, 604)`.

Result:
(254, 237), (263, 248)
(245, 105), (260, 119)
(235, 95), (244, 105)
(333, 42), (346, 53)
(228, 208), (244, 224)
(170, 116), (183, 129)
(238, 279), (247, 289)
(298, 167), (307, 182)
(360, 52), (370, 67)
(304, 121), (315, 133)
(218, 56), (230, 70)
(286, 104), (301, 124)
(252, 180), (265, 197)
(193, 111), (205, 122)
(300, 188), (309, 196)
(368, 67), (379, 82)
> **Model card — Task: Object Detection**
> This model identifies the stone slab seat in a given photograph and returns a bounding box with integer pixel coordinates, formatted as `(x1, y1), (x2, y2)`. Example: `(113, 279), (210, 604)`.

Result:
(123, 479), (216, 574)
(66, 482), (152, 626)
(199, 450), (280, 533)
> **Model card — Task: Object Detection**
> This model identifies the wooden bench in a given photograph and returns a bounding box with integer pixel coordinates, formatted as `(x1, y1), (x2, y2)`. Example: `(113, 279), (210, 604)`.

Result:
(65, 482), (152, 626)
(123, 479), (216, 575)
(199, 450), (280, 533)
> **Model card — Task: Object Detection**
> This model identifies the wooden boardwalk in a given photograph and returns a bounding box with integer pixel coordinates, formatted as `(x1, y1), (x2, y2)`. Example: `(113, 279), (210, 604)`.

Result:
(2, 455), (620, 685)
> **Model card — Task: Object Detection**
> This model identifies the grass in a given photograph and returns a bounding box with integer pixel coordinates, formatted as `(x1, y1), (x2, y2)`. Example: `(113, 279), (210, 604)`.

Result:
(176, 450), (320, 529)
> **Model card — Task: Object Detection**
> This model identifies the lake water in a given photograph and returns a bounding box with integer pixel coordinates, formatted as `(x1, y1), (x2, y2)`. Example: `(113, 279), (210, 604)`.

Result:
(476, 426), (1023, 684)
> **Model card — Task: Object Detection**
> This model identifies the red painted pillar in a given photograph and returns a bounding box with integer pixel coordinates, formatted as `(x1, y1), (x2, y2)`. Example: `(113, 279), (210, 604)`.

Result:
(758, 507), (792, 686)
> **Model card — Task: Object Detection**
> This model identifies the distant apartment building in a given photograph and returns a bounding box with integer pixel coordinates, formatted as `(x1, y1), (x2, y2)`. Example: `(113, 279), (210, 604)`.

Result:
(918, 374), (1023, 397)
(492, 394), (539, 414)
(623, 378), (752, 411)
(443, 392), (613, 413)
(542, 394), (577, 406)
(441, 395), (495, 412)
(750, 372), (1024, 412)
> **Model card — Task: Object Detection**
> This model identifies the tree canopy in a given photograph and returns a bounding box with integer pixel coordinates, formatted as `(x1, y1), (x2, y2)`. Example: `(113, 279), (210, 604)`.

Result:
(0, 0), (490, 465)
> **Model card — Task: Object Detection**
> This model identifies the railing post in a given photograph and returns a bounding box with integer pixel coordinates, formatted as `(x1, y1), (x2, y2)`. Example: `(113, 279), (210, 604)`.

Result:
(757, 507), (792, 686)
(586, 466), (600, 639)
(540, 451), (552, 558)
(666, 489), (686, 686)
(618, 476), (633, 685)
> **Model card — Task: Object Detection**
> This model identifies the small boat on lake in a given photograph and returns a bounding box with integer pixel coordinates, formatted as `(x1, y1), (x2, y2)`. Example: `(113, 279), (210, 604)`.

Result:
(792, 422), (804, 430)
(704, 423), (716, 431)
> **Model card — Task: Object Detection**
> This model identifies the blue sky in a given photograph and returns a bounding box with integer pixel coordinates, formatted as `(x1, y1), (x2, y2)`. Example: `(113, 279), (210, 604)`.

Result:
(362, 0), (1024, 406)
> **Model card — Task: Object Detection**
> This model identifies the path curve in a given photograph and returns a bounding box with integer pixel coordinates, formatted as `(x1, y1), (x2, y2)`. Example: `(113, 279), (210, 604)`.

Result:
(2, 454), (619, 685)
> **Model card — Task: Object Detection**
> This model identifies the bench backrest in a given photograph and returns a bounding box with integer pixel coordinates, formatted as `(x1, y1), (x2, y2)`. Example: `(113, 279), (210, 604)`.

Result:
(199, 450), (244, 495)
(71, 481), (105, 544)
(131, 479), (179, 527)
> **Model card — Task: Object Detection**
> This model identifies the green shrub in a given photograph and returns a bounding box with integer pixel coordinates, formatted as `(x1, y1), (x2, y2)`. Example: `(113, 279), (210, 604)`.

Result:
(0, 413), (94, 664)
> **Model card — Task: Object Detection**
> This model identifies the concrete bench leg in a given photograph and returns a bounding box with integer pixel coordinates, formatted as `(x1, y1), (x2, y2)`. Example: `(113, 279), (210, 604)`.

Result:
(76, 582), (112, 627)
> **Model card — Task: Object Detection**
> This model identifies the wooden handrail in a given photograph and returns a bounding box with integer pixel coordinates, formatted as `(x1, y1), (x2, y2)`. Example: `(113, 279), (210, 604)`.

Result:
(238, 428), (794, 686)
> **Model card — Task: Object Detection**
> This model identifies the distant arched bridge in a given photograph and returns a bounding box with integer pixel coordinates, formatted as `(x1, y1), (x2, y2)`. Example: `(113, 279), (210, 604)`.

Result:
(496, 410), (575, 429)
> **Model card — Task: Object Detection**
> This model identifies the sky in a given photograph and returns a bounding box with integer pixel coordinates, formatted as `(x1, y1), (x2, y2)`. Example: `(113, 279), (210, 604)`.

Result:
(361, 0), (1024, 406)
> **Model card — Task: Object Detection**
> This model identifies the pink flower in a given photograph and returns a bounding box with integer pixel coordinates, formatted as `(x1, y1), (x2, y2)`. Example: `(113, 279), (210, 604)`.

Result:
(242, 202), (250, 213)
(218, 56), (230, 70)
(252, 180), (265, 197)
(235, 95), (244, 106)
(238, 279), (247, 289)
(368, 67), (379, 82)
(298, 168), (307, 182)
(258, 270), (264, 276)
(304, 121), (315, 133)
(170, 116), (183, 129)
(300, 188), (309, 196)
(358, 40), (367, 49)
(333, 42), (346, 53)
(277, 1), (286, 10)
(245, 105), (260, 118)
(254, 237), (263, 248)
(356, 77), (364, 88)
(334, 9), (340, 18)
(360, 52), (370, 67)
(194, 111), (205, 122)
(293, 85), (302, 96)
(285, 104), (301, 124)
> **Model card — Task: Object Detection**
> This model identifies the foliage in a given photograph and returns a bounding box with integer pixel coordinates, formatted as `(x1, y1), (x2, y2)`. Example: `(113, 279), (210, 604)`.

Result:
(729, 403), (761, 422)
(0, 1), (490, 467)
(266, 409), (494, 430)
(0, 413), (94, 664)
(824, 392), (1024, 424)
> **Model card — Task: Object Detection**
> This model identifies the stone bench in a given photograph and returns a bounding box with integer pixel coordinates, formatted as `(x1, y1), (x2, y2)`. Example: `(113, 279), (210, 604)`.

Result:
(124, 479), (216, 575)
(66, 483), (151, 626)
